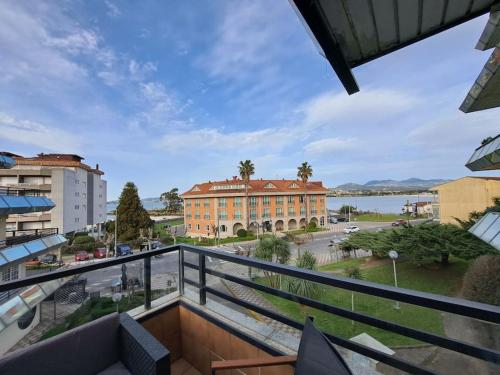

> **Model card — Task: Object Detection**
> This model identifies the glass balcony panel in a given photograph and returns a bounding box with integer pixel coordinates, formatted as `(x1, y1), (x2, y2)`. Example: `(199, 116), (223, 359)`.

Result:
(24, 239), (47, 254)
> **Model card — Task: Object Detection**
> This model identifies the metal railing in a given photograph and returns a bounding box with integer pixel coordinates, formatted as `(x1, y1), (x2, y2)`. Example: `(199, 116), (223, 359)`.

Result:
(0, 186), (43, 197)
(0, 244), (499, 374)
(0, 228), (59, 248)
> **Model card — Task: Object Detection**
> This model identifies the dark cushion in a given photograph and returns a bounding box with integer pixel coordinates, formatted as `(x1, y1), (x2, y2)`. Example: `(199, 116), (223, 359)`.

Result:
(295, 317), (352, 375)
(0, 313), (120, 375)
(97, 361), (132, 375)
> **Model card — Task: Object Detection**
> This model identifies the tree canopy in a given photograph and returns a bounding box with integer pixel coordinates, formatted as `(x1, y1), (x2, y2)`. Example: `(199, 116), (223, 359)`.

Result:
(238, 160), (255, 182)
(116, 182), (153, 241)
(160, 188), (183, 214)
(297, 162), (313, 183)
(343, 222), (495, 265)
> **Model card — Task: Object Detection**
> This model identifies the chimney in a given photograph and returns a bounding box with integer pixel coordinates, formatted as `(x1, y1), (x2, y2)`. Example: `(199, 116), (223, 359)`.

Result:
(95, 163), (99, 171)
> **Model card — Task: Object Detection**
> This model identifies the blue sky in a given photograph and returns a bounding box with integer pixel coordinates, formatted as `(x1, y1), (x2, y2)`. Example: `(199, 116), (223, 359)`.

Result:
(0, 1), (498, 200)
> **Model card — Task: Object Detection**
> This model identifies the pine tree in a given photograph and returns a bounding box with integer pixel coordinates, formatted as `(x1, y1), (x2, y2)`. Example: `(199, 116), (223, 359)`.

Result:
(116, 182), (153, 241)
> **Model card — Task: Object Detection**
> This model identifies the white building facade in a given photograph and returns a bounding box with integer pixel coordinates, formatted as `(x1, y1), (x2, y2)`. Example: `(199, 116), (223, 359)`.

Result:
(0, 153), (107, 235)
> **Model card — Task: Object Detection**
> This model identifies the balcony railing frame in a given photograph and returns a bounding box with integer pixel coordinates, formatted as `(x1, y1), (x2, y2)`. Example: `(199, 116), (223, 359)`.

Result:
(0, 186), (43, 197)
(0, 244), (499, 375)
(0, 228), (59, 248)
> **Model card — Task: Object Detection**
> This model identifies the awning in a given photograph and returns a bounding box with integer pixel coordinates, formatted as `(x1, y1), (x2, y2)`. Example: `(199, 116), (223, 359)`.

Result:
(469, 211), (500, 251)
(466, 134), (500, 171)
(291, 0), (496, 94)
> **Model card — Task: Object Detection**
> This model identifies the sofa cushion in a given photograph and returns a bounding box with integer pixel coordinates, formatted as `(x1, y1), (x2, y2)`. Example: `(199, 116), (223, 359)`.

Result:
(0, 313), (120, 375)
(97, 361), (132, 375)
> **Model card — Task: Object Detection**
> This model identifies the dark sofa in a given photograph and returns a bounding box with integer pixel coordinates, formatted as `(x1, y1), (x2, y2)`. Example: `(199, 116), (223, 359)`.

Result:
(0, 312), (170, 375)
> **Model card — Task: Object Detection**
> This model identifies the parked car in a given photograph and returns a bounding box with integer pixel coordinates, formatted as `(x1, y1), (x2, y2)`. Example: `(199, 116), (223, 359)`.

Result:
(93, 247), (107, 259)
(337, 217), (348, 222)
(343, 225), (360, 234)
(328, 217), (338, 224)
(75, 250), (90, 262)
(25, 257), (41, 267)
(139, 240), (161, 252)
(40, 253), (60, 265)
(115, 244), (133, 256)
(391, 219), (408, 227)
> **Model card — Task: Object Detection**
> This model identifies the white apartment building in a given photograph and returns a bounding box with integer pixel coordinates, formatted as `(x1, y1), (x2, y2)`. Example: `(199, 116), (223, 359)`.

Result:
(0, 153), (107, 235)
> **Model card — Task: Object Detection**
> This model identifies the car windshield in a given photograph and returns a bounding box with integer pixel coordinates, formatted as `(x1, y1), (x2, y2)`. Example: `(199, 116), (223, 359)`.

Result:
(77, 251), (87, 255)
(120, 245), (131, 251)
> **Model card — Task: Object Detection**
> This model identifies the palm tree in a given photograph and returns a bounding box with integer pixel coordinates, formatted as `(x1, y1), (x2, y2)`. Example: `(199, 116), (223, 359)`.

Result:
(238, 160), (255, 230)
(297, 162), (313, 226)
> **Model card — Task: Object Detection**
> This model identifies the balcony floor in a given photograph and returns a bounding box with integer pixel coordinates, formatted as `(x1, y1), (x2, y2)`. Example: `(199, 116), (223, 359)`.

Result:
(172, 358), (202, 375)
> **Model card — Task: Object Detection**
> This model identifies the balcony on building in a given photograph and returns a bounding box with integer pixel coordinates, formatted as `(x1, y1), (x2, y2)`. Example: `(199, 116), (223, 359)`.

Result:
(0, 244), (498, 375)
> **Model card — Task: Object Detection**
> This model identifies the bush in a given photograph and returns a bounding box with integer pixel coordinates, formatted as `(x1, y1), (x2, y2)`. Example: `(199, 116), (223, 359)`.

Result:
(306, 222), (317, 232)
(74, 232), (89, 238)
(462, 255), (500, 306)
(73, 236), (95, 245)
(236, 229), (248, 238)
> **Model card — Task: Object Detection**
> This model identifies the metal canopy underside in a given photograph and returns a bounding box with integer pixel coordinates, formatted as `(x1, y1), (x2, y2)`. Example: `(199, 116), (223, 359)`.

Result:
(292, 0), (495, 94)
(466, 134), (500, 170)
(0, 196), (55, 216)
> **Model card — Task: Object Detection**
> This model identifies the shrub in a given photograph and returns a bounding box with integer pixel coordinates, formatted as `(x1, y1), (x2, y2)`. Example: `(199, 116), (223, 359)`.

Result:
(462, 255), (500, 306)
(74, 232), (88, 238)
(236, 229), (248, 238)
(306, 222), (317, 232)
(73, 236), (95, 245)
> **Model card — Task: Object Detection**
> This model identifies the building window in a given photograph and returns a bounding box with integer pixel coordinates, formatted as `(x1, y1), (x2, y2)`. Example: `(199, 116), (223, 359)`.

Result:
(311, 207), (317, 215)
(220, 225), (227, 232)
(206, 225), (210, 231)
(263, 208), (270, 218)
(287, 196), (294, 204)
(75, 179), (79, 184)
(1, 266), (19, 282)
(196, 224), (200, 230)
(276, 207), (283, 217)
(75, 218), (80, 223)
(300, 206), (306, 215)
(75, 192), (79, 197)
(204, 213), (210, 220)
(249, 197), (257, 207)
(263, 196), (270, 206)
(233, 197), (242, 207)
(218, 211), (227, 220)
(234, 211), (242, 220)
(186, 212), (192, 219)
(288, 207), (295, 216)
(276, 196), (283, 205)
(195, 199), (200, 208)
(320, 196), (325, 203)
(219, 198), (227, 208)
(186, 200), (191, 208)
(250, 209), (257, 220)
(74, 205), (79, 210)
(310, 195), (317, 203)
(300, 195), (305, 204)
(204, 198), (210, 208)
(195, 211), (201, 219)
(188, 223), (192, 229)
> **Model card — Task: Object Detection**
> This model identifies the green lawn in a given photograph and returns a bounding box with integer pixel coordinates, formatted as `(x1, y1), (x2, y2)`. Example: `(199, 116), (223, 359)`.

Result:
(153, 220), (184, 237)
(318, 258), (367, 272)
(353, 213), (402, 222)
(256, 258), (470, 347)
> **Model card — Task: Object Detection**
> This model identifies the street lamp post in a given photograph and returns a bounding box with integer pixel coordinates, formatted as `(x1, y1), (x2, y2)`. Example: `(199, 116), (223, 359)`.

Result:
(114, 212), (118, 258)
(389, 250), (400, 309)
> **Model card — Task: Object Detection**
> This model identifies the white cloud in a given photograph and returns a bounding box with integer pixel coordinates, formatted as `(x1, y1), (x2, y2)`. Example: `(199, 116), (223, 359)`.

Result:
(301, 89), (418, 129)
(0, 112), (84, 152)
(129, 60), (157, 81)
(304, 137), (358, 156)
(45, 30), (99, 54)
(105, 1), (121, 18)
(97, 71), (122, 86)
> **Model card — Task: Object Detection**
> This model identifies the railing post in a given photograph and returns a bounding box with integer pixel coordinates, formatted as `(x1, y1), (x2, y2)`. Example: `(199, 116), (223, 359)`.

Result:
(178, 246), (184, 295)
(199, 254), (206, 305)
(144, 255), (151, 309)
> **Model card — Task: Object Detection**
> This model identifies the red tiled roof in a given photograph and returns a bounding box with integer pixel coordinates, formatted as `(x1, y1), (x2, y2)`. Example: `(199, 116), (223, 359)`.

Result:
(182, 179), (328, 196)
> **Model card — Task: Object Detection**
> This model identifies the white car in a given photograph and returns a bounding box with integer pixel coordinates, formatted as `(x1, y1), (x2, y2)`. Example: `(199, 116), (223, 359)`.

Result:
(343, 225), (360, 234)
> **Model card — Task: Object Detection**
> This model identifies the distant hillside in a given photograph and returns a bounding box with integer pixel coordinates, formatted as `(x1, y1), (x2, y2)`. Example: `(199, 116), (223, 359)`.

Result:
(335, 178), (450, 191)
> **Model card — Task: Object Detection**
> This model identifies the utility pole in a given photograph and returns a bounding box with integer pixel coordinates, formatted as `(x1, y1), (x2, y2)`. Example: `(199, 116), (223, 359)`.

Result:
(114, 211), (118, 258)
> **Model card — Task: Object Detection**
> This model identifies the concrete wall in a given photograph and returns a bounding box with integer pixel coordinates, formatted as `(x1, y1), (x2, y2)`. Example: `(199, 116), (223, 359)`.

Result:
(434, 177), (500, 224)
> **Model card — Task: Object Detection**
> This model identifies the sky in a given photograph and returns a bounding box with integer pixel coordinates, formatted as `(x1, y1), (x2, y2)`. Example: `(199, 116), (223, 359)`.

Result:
(0, 0), (499, 200)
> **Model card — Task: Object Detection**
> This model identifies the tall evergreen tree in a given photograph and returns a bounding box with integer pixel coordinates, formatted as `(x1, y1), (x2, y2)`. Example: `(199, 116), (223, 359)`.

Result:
(116, 182), (153, 241)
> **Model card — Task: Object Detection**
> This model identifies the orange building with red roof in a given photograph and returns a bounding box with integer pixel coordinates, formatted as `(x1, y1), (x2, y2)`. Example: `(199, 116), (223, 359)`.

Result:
(182, 177), (328, 238)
